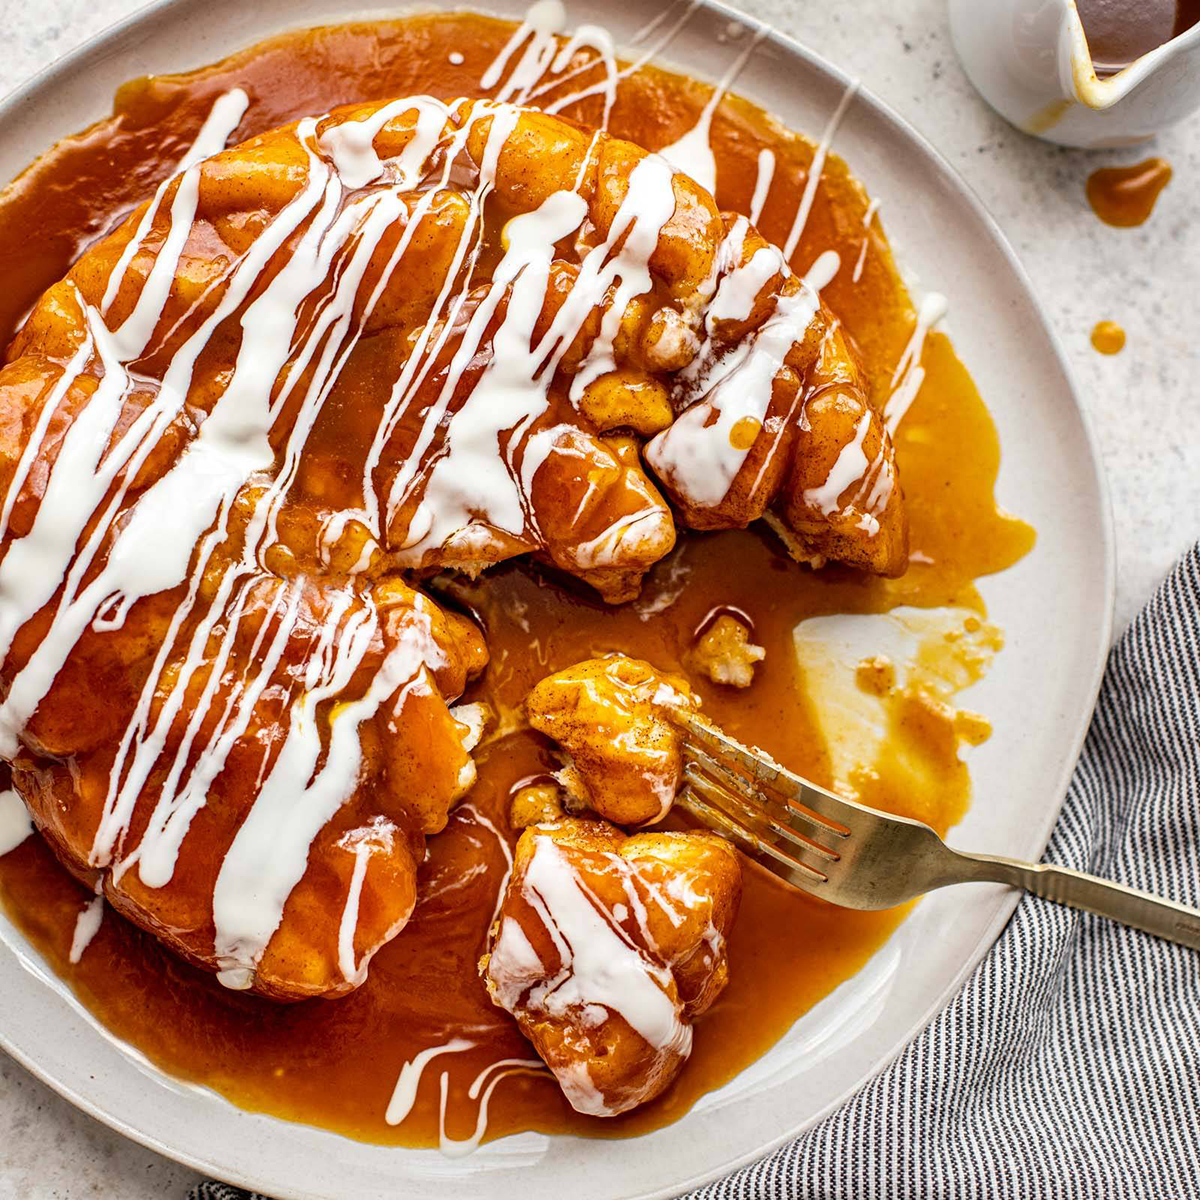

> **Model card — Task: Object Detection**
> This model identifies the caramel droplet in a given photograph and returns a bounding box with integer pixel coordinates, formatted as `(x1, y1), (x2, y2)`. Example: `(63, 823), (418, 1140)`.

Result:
(1091, 320), (1126, 355)
(1086, 158), (1172, 227)
(729, 416), (762, 450)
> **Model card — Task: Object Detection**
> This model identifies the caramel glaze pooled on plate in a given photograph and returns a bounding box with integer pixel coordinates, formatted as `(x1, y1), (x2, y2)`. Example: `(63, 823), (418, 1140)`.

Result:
(0, 12), (1034, 1148)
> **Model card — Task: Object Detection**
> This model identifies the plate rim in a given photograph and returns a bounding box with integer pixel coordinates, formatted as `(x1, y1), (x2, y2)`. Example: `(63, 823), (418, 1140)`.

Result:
(0, 1), (1116, 1196)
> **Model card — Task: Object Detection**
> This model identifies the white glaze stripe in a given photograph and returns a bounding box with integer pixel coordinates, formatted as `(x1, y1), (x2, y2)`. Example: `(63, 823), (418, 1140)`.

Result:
(518, 837), (690, 1054)
(885, 291), (949, 435)
(803, 412), (871, 514)
(656, 28), (765, 194)
(68, 894), (104, 964)
(386, 1037), (475, 1125)
(100, 88), (248, 316)
(646, 250), (840, 508)
(337, 838), (374, 984)
(437, 1058), (545, 1157)
(783, 79), (860, 260)
(852, 197), (881, 284)
(0, 787), (32, 855)
(748, 147), (775, 225)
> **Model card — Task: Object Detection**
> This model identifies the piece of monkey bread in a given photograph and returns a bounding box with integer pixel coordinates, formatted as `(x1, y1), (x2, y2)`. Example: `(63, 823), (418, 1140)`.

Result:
(481, 818), (741, 1116)
(525, 656), (694, 826)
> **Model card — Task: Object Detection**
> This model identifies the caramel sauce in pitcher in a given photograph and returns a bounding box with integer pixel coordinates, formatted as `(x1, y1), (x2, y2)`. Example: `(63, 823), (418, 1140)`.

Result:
(0, 12), (1034, 1148)
(1077, 0), (1200, 74)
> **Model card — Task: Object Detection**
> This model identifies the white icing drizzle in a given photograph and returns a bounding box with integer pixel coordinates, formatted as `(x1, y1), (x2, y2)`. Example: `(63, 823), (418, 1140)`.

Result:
(0, 334), (93, 547)
(852, 196), (880, 284)
(355, 102), (496, 534)
(100, 88), (249, 316)
(510, 836), (691, 1057)
(566, 501), (667, 574)
(0, 115), (341, 769)
(480, 0), (567, 101)
(567, 153), (677, 398)
(885, 291), (948, 435)
(387, 146), (677, 567)
(555, 1060), (609, 1115)
(855, 438), (896, 536)
(490, 915), (546, 1012)
(386, 1038), (544, 1153)
(385, 1037), (475, 1125)
(335, 823), (403, 986)
(550, 24), (619, 128)
(748, 147), (775, 225)
(782, 79), (860, 260)
(0, 303), (139, 757)
(646, 250), (840, 508)
(212, 622), (441, 979)
(538, 1), (699, 116)
(392, 169), (585, 550)
(319, 512), (379, 574)
(318, 95), (447, 190)
(361, 104), (518, 530)
(629, 0), (693, 45)
(337, 842), (372, 983)
(703, 232), (780, 331)
(656, 29), (765, 194)
(803, 412), (871, 515)
(68, 893), (104, 964)
(0, 788), (32, 855)
(121, 194), (420, 892)
(616, 861), (662, 951)
(83, 136), (353, 873)
(25, 90), (684, 986)
(437, 1057), (545, 1156)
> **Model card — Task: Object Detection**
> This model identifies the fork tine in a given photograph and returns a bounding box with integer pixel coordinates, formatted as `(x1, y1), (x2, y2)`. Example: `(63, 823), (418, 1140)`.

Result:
(681, 741), (847, 845)
(683, 762), (840, 863)
(669, 707), (853, 836)
(677, 787), (827, 885)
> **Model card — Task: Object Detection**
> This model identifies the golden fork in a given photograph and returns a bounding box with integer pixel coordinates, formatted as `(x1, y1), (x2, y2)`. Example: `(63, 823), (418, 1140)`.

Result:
(670, 707), (1200, 950)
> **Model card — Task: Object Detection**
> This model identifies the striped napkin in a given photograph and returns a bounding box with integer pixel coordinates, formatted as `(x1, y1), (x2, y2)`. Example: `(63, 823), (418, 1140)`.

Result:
(192, 543), (1200, 1200)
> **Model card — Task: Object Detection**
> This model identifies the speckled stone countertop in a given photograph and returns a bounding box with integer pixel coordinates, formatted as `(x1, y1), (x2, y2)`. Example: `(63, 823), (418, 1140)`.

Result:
(2, 0), (1198, 1195)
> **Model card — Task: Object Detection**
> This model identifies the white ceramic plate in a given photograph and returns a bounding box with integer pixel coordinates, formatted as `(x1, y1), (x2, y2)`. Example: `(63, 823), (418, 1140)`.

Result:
(0, 2), (1114, 1197)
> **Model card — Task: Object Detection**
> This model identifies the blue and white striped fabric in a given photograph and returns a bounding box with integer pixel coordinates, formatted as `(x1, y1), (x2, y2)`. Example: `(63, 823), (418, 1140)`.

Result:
(193, 543), (1200, 1200)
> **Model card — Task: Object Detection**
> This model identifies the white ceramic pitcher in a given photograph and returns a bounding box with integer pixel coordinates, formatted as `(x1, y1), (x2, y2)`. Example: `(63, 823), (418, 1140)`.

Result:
(949, 0), (1200, 147)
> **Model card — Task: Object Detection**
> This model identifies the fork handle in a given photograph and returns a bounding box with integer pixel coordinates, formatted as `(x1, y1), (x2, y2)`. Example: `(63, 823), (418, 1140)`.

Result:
(941, 850), (1200, 951)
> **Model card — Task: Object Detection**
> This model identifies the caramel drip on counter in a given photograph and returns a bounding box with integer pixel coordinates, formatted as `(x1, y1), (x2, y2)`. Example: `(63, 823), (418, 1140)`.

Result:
(1086, 158), (1173, 227)
(0, 11), (1034, 1149)
(1091, 320), (1126, 354)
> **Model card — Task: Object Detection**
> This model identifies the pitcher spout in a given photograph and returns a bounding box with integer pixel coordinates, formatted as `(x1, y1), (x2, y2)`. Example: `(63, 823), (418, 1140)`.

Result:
(1057, 1), (1198, 111)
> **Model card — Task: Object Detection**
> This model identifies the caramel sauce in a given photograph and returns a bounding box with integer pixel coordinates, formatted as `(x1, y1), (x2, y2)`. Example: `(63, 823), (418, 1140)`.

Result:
(1091, 319), (1127, 353)
(1086, 158), (1173, 226)
(1076, 0), (1200, 74)
(856, 655), (897, 696)
(0, 13), (1035, 1147)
